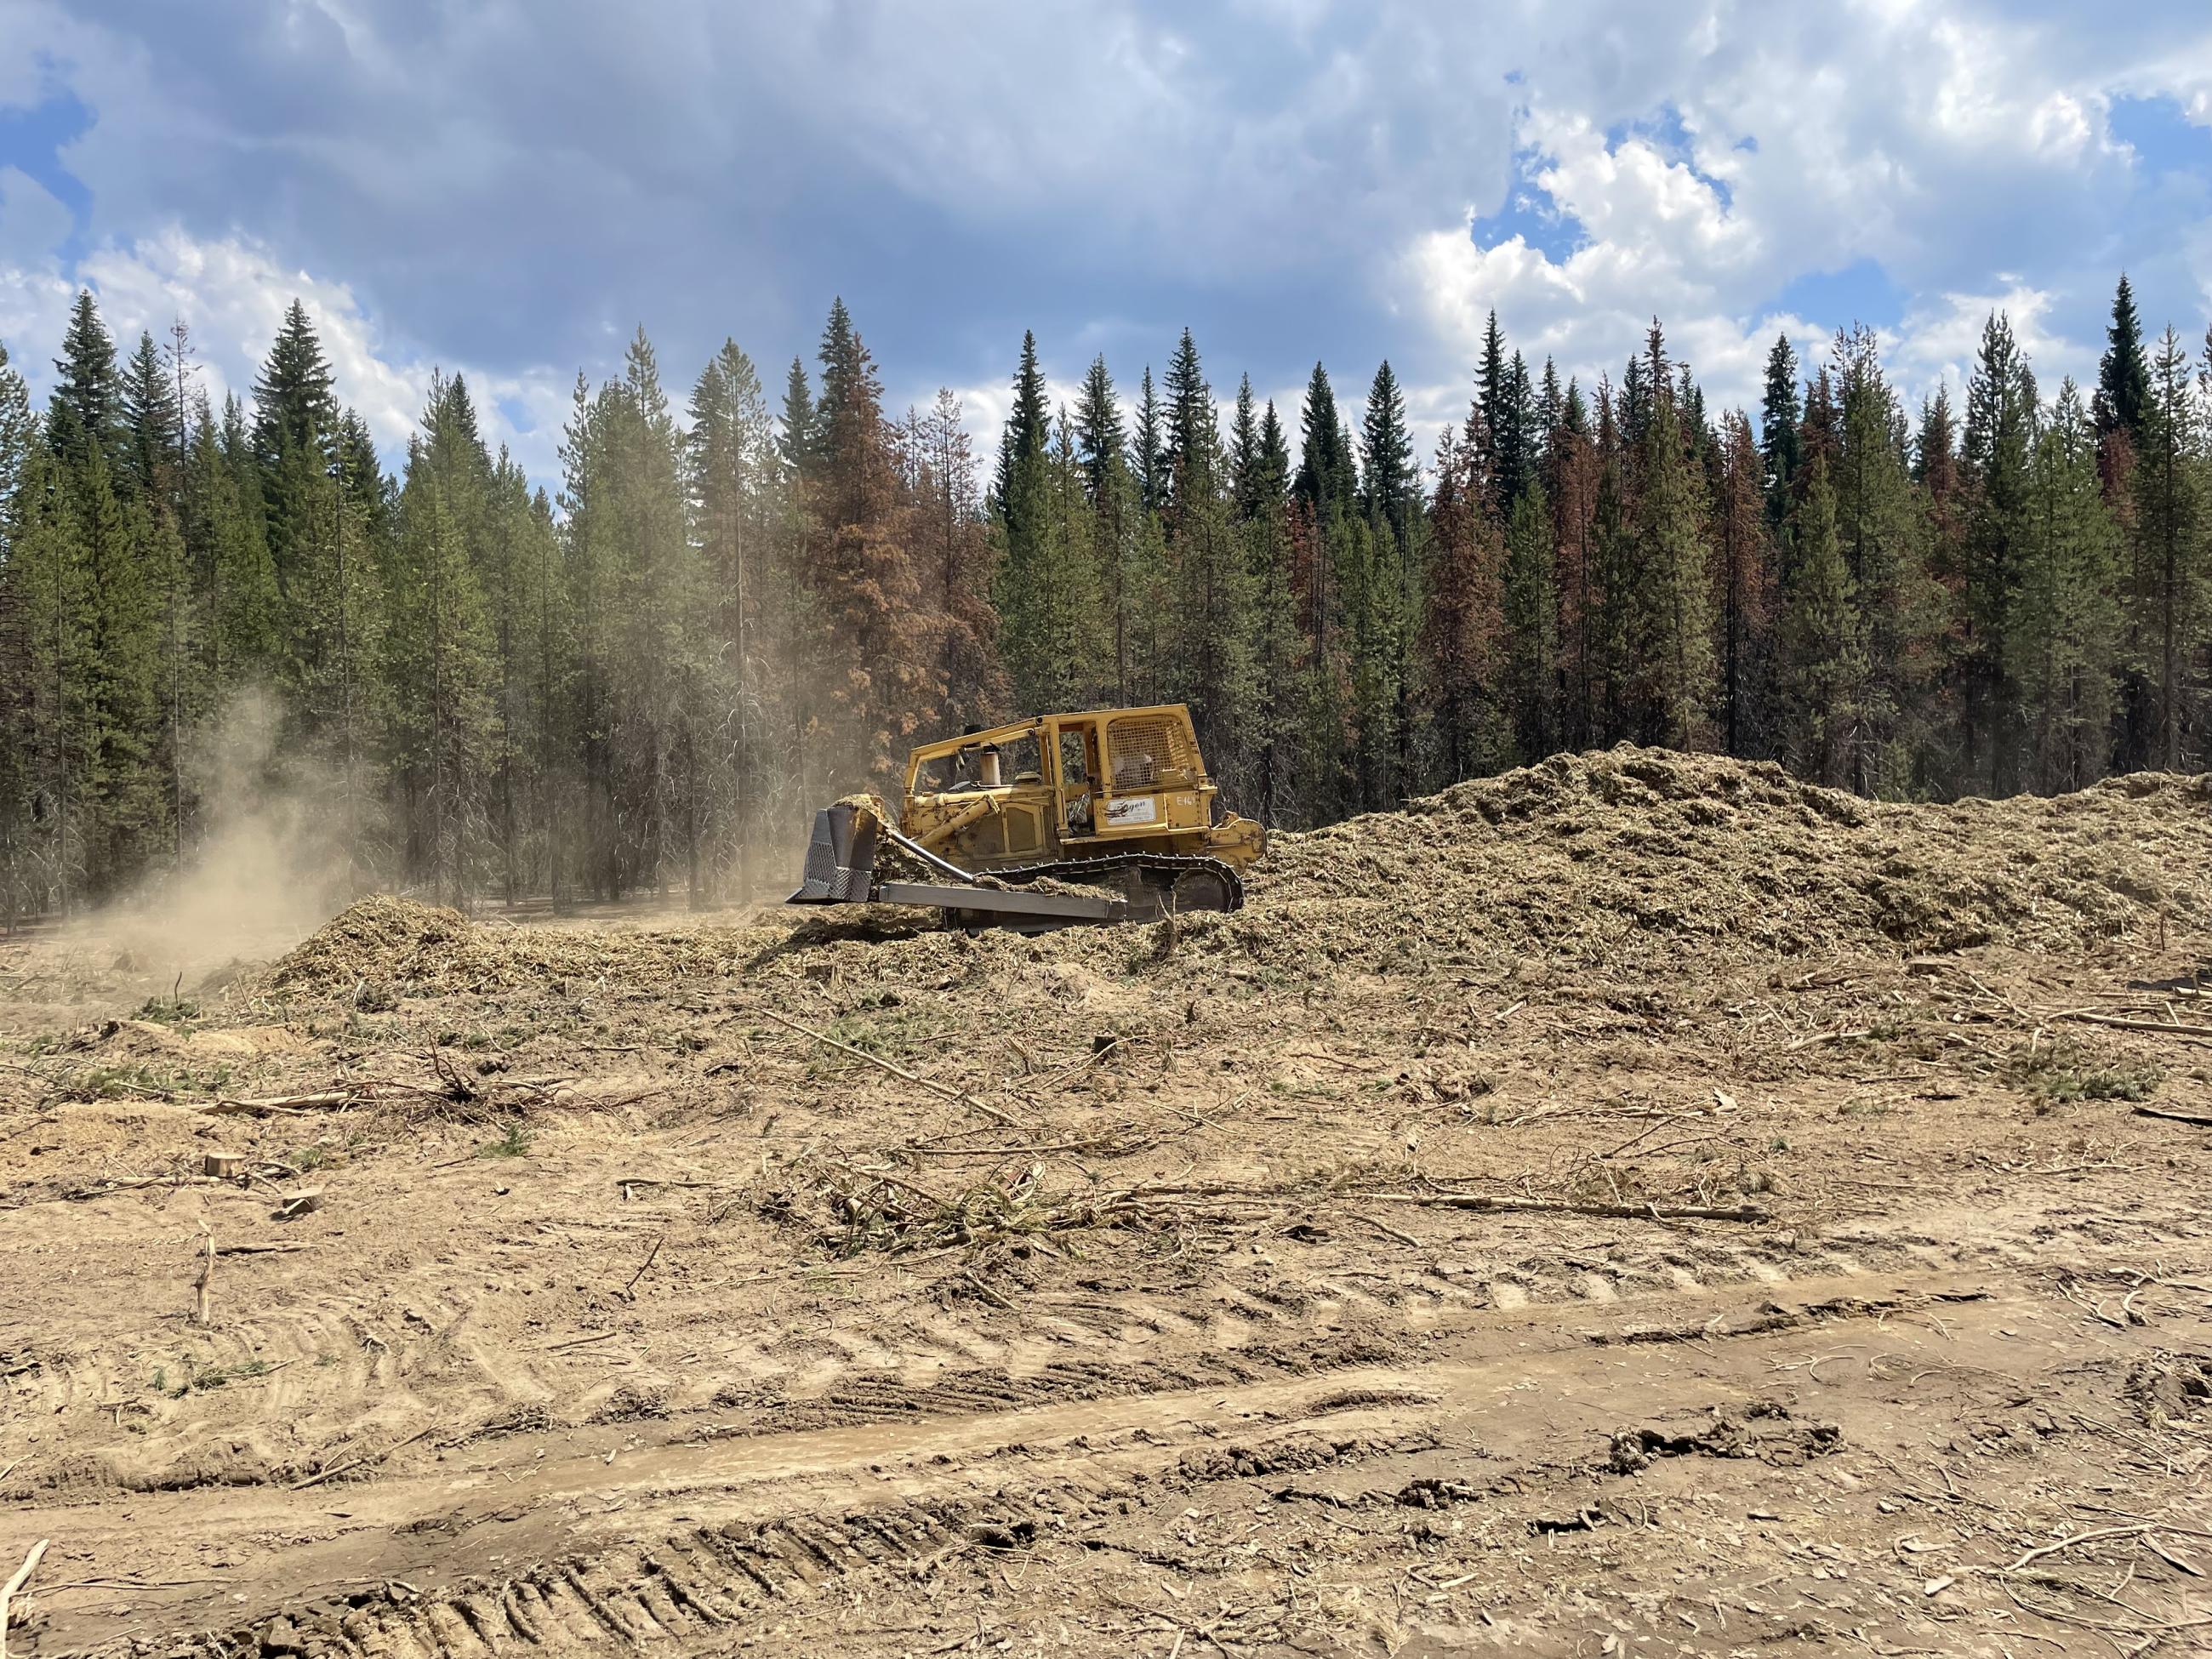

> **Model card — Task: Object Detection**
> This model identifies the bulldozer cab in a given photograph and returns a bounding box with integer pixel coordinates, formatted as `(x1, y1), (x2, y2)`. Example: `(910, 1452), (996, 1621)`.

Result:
(902, 705), (1221, 871)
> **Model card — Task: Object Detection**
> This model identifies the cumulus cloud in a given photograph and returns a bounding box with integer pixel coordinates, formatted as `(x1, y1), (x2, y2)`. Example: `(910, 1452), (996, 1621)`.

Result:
(1, 225), (571, 482)
(3, 0), (2211, 477)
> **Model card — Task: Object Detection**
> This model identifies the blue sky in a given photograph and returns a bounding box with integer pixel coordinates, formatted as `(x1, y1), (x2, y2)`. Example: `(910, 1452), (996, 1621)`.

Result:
(4, 0), (2212, 487)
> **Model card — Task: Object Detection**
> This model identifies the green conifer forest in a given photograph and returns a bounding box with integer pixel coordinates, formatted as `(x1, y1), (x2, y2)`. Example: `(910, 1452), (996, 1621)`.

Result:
(1, 281), (2206, 919)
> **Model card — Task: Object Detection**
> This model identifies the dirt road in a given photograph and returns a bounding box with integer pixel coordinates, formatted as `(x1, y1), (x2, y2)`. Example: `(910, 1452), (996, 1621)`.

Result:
(3, 748), (2209, 1656)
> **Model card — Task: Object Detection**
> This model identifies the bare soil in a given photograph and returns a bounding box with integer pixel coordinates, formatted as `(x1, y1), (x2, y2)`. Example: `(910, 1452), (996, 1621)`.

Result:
(3, 745), (2211, 1657)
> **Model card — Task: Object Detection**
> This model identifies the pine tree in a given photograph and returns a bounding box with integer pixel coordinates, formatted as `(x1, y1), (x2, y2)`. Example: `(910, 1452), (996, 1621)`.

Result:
(804, 305), (935, 779)
(1132, 367), (1167, 517)
(1962, 311), (2037, 791)
(1501, 481), (1558, 761)
(252, 299), (338, 471)
(1713, 410), (1774, 758)
(384, 440), (495, 904)
(1759, 334), (1801, 527)
(479, 446), (562, 902)
(1419, 425), (1504, 784)
(1550, 379), (1602, 750)
(994, 329), (1049, 531)
(1831, 324), (1937, 794)
(1075, 356), (1125, 507)
(1359, 361), (1417, 548)
(778, 357), (814, 477)
(2095, 274), (2152, 443)
(2011, 379), (2121, 792)
(996, 408), (1103, 715)
(909, 388), (1002, 727)
(2125, 326), (2204, 771)
(1624, 379), (1715, 747)
(1777, 455), (1861, 785)
(121, 330), (181, 509)
(1245, 397), (1300, 820)
(1357, 361), (1422, 793)
(1588, 387), (1634, 744)
(1292, 362), (1355, 517)
(48, 291), (128, 479)
(66, 436), (168, 893)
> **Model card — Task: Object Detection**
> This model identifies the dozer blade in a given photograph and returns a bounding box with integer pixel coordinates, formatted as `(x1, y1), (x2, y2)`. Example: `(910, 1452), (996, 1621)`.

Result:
(789, 802), (881, 903)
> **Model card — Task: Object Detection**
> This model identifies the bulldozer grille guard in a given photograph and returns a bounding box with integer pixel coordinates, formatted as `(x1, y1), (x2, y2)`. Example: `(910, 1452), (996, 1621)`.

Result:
(790, 803), (880, 903)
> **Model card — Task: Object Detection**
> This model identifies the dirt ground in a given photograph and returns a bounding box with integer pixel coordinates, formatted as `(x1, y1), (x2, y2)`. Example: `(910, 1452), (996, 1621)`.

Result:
(3, 745), (2211, 1658)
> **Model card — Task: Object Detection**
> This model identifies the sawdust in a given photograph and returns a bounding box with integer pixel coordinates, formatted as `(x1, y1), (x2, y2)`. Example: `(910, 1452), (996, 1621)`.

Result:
(262, 748), (2209, 1004)
(264, 894), (784, 998)
(1224, 746), (2210, 971)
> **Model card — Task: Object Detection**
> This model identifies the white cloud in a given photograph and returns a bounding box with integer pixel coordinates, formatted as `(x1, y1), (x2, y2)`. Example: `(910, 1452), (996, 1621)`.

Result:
(6, 0), (2212, 470)
(2, 225), (571, 482)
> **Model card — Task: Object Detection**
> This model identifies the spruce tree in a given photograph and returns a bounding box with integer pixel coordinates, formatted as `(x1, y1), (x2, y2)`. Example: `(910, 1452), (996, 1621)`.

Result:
(1230, 375), (1262, 522)
(1359, 361), (1417, 548)
(803, 305), (934, 781)
(385, 444), (495, 904)
(1246, 397), (1300, 820)
(121, 330), (182, 509)
(251, 299), (338, 470)
(1550, 379), (1601, 750)
(48, 292), (128, 480)
(1075, 356), (1126, 508)
(0, 343), (45, 916)
(1132, 367), (1167, 517)
(2011, 379), (2120, 791)
(5, 443), (96, 911)
(1625, 378), (1714, 748)
(1778, 455), (1861, 785)
(1713, 411), (1774, 758)
(1962, 311), (2037, 791)
(1292, 362), (1354, 516)
(994, 329), (1049, 529)
(2125, 326), (2204, 771)
(778, 357), (814, 477)
(1501, 482), (1558, 761)
(1418, 425), (1504, 784)
(2095, 274), (2152, 442)
(997, 409), (1104, 715)
(1759, 334), (1802, 525)
(1831, 324), (1936, 793)
(66, 436), (167, 893)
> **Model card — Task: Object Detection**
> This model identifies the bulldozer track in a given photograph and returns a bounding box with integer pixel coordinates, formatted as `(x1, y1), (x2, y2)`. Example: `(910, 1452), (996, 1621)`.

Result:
(987, 850), (1246, 912)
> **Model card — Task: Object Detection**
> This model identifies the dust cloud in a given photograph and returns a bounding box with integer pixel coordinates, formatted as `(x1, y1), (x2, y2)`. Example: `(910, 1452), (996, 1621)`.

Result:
(100, 690), (359, 983)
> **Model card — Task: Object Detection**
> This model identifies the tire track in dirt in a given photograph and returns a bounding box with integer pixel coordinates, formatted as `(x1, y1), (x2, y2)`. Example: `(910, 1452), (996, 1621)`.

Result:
(32, 1257), (2200, 1658)
(9, 1192), (2198, 1503)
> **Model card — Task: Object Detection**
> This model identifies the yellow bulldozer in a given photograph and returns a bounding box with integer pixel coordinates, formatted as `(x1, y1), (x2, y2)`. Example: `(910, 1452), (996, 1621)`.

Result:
(790, 704), (1265, 929)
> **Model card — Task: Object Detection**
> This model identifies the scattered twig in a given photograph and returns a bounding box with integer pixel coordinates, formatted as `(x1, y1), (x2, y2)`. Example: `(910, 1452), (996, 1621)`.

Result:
(191, 1232), (214, 1325)
(1787, 1029), (1873, 1052)
(2134, 1104), (2212, 1127)
(197, 1091), (353, 1118)
(1367, 1189), (1769, 1224)
(619, 1234), (665, 1300)
(285, 1424), (437, 1492)
(0, 1538), (49, 1659)
(213, 1240), (313, 1257)
(2059, 1011), (2212, 1039)
(754, 1007), (1024, 1128)
(1346, 1211), (1422, 1249)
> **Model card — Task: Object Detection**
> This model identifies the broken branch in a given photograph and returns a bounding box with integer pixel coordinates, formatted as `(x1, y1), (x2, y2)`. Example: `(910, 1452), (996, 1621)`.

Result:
(755, 1007), (1024, 1128)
